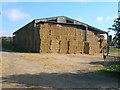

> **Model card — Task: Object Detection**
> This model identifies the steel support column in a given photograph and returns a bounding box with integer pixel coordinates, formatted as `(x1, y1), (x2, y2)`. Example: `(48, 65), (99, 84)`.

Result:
(85, 25), (88, 41)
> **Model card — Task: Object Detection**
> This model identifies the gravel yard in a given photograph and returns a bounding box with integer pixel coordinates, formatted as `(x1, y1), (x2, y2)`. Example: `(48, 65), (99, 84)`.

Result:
(1, 49), (119, 88)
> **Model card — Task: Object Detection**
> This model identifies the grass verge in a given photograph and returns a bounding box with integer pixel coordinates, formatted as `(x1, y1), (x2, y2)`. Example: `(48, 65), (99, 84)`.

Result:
(99, 65), (120, 76)
(109, 47), (119, 55)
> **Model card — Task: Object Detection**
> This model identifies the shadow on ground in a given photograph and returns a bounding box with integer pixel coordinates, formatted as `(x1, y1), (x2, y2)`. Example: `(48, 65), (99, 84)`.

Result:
(1, 48), (36, 53)
(2, 71), (119, 88)
(89, 61), (104, 65)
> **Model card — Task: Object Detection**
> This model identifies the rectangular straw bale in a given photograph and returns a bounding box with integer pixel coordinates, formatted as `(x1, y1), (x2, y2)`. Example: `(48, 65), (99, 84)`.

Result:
(81, 30), (86, 41)
(59, 40), (68, 54)
(76, 35), (82, 41)
(50, 35), (60, 40)
(40, 23), (51, 28)
(76, 41), (84, 53)
(68, 40), (77, 54)
(40, 28), (50, 37)
(50, 40), (60, 53)
(60, 29), (67, 36)
(40, 39), (50, 53)
(50, 28), (60, 35)
(40, 35), (50, 39)
(60, 35), (67, 41)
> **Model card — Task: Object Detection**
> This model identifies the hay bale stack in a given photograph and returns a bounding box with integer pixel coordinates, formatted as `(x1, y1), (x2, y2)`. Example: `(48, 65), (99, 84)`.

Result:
(76, 41), (84, 54)
(75, 29), (82, 41)
(81, 29), (86, 41)
(40, 39), (50, 53)
(59, 40), (68, 54)
(38, 23), (106, 54)
(40, 24), (50, 39)
(87, 30), (101, 54)
(50, 40), (60, 53)
(39, 23), (51, 53)
(68, 40), (77, 54)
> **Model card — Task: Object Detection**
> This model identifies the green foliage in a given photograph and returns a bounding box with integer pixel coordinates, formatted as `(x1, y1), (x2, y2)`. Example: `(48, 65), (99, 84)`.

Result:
(108, 18), (120, 48)
(108, 18), (120, 33)
(1, 37), (34, 53)
(1, 36), (14, 50)
(101, 65), (120, 72)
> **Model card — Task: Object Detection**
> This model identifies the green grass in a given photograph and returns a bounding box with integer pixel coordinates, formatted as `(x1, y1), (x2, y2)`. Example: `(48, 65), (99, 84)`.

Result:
(110, 47), (119, 52)
(109, 47), (119, 55)
(98, 65), (120, 77)
(101, 65), (120, 72)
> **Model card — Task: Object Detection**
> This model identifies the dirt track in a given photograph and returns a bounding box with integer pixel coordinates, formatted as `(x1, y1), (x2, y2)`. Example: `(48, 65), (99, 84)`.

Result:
(1, 49), (119, 88)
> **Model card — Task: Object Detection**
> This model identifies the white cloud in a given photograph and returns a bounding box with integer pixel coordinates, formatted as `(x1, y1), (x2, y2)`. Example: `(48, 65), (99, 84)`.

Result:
(96, 17), (103, 23)
(4, 9), (30, 21)
(0, 30), (13, 37)
(106, 16), (111, 21)
(106, 16), (119, 21)
(77, 17), (83, 21)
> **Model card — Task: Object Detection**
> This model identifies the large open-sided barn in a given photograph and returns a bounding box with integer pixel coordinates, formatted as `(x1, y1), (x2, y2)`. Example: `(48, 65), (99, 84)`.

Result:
(13, 16), (108, 54)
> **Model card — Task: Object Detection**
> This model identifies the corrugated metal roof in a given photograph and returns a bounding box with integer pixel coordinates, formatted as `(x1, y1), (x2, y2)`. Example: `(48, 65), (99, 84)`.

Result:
(13, 16), (107, 34)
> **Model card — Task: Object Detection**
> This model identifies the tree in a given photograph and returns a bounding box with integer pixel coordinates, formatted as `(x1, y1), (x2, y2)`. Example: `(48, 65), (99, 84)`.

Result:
(108, 17), (120, 48)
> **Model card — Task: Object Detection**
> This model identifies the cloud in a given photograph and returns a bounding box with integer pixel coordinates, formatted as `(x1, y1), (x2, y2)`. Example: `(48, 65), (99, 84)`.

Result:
(106, 16), (111, 21)
(0, 30), (13, 37)
(76, 17), (83, 21)
(96, 17), (103, 23)
(105, 16), (119, 21)
(4, 9), (30, 21)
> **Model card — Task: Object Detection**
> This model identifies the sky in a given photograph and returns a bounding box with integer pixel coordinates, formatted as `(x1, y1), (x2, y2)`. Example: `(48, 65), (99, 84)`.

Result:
(1, 1), (119, 38)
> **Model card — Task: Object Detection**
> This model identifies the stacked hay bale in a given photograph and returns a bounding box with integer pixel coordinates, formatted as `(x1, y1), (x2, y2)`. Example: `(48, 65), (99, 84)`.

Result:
(50, 40), (60, 53)
(39, 23), (85, 54)
(81, 29), (86, 41)
(93, 35), (100, 53)
(75, 28), (83, 41)
(86, 30), (101, 54)
(68, 40), (76, 54)
(67, 27), (84, 54)
(40, 39), (51, 53)
(67, 27), (76, 54)
(59, 25), (69, 54)
(77, 28), (85, 54)
(59, 40), (68, 54)
(39, 23), (51, 53)
(50, 24), (60, 40)
(100, 35), (108, 53)
(38, 22), (107, 54)
(75, 41), (84, 54)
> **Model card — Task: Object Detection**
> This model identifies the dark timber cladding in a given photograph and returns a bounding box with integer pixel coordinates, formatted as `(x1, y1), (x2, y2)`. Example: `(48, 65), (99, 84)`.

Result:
(13, 16), (108, 54)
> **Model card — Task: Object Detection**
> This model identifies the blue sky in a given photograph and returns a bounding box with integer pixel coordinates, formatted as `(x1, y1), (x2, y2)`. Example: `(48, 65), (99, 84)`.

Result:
(1, 2), (119, 38)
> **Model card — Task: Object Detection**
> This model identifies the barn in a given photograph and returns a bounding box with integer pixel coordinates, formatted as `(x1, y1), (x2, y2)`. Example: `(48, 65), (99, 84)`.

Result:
(13, 16), (108, 54)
